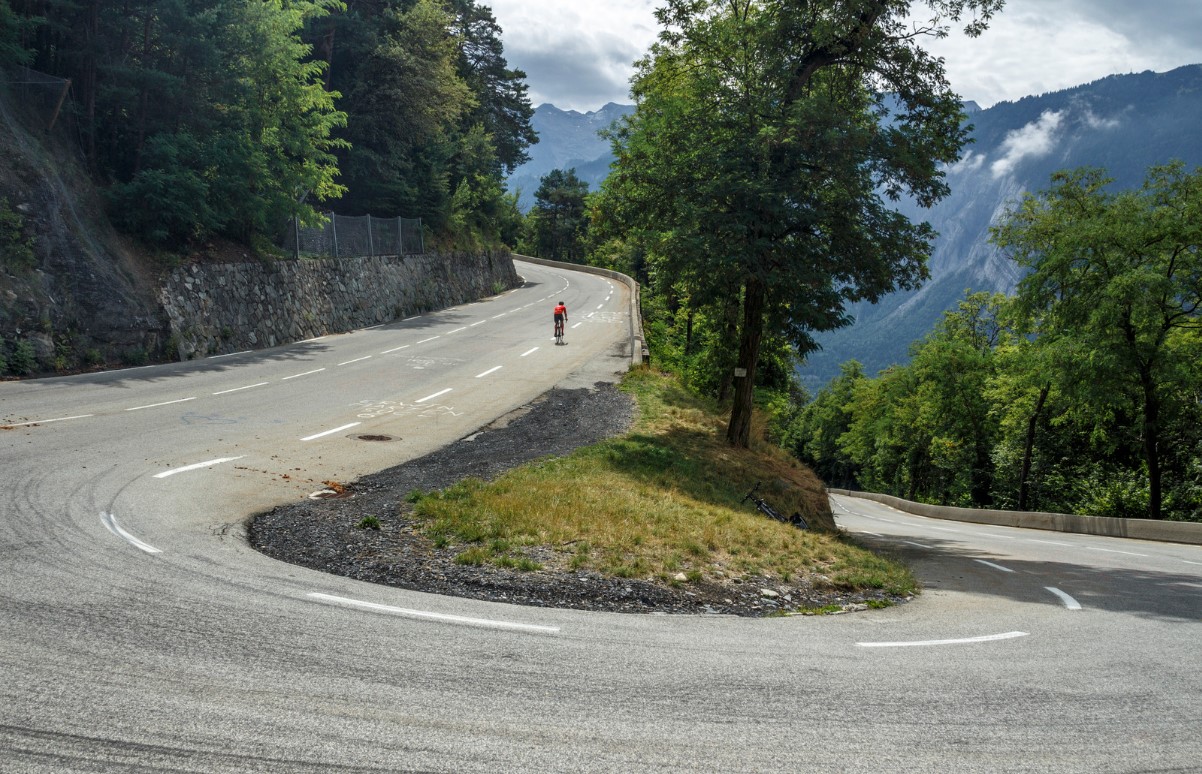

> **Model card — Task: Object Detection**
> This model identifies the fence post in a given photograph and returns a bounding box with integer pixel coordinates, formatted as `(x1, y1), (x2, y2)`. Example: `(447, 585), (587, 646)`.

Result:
(330, 212), (339, 258)
(417, 218), (425, 254)
(396, 217), (403, 257)
(293, 216), (300, 260)
(367, 214), (374, 257)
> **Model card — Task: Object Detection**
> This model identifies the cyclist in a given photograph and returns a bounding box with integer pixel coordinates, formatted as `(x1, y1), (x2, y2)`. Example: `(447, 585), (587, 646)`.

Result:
(553, 301), (567, 343)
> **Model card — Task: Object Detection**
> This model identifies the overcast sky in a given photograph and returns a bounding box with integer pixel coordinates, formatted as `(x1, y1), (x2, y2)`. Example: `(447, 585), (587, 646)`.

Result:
(486, 0), (1202, 113)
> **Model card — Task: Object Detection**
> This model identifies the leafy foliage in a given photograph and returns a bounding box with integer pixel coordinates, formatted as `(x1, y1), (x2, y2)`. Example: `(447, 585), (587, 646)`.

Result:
(528, 168), (589, 262)
(788, 165), (1202, 522)
(11, 0), (534, 248)
(0, 196), (36, 270)
(596, 0), (1003, 447)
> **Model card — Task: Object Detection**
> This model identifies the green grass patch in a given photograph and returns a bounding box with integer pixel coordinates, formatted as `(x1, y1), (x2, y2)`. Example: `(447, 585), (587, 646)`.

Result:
(411, 369), (917, 596)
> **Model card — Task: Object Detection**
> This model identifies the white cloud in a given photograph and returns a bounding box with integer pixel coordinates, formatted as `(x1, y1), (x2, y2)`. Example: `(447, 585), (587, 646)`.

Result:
(485, 0), (1202, 112)
(487, 0), (660, 111)
(947, 150), (985, 176)
(990, 111), (1064, 179)
(921, 0), (1202, 106)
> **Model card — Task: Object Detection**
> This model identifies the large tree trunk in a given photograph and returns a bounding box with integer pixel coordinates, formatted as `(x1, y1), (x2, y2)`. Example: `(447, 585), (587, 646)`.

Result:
(1141, 369), (1163, 520)
(726, 275), (766, 448)
(716, 294), (740, 403)
(1017, 384), (1050, 511)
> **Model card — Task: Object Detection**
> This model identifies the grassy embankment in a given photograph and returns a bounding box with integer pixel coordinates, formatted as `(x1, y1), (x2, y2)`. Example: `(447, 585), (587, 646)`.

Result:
(410, 368), (917, 598)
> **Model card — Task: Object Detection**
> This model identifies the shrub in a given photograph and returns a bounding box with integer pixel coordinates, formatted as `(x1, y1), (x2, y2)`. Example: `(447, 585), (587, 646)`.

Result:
(9, 339), (36, 375)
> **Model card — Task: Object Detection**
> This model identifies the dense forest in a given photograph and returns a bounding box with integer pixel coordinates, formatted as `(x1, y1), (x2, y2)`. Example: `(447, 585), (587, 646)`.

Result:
(786, 165), (1202, 522)
(0, 0), (534, 250)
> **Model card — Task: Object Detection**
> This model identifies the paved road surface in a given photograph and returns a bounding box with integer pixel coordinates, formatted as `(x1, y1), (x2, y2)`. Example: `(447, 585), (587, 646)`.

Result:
(2, 261), (1199, 772)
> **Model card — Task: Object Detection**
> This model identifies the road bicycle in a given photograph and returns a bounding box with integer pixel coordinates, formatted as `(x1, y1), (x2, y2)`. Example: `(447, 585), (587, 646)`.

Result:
(554, 316), (565, 345)
(742, 481), (808, 530)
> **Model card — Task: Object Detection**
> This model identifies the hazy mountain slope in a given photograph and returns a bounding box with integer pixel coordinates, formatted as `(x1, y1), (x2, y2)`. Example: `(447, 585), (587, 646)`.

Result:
(506, 103), (632, 210)
(799, 64), (1202, 390)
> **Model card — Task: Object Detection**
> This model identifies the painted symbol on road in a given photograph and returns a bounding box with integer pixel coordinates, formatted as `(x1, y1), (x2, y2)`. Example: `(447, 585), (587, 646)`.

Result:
(352, 399), (462, 419)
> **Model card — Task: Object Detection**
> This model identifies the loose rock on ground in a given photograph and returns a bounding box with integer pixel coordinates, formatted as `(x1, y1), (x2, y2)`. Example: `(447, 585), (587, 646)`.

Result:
(249, 382), (903, 616)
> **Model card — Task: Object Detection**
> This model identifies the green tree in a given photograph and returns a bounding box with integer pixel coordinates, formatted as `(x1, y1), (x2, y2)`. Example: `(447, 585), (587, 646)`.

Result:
(839, 363), (930, 500)
(786, 360), (866, 488)
(449, 0), (536, 173)
(904, 292), (1005, 505)
(531, 168), (589, 262)
(992, 164), (1202, 519)
(18, 0), (346, 245)
(333, 0), (472, 225)
(0, 0), (35, 67)
(600, 0), (1003, 448)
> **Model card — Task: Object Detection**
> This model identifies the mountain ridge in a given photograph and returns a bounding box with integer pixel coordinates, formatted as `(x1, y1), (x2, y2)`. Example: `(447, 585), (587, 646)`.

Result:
(505, 66), (1202, 390)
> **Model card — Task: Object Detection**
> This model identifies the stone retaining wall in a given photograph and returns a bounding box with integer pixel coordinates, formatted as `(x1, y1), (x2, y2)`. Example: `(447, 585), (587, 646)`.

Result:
(160, 251), (518, 359)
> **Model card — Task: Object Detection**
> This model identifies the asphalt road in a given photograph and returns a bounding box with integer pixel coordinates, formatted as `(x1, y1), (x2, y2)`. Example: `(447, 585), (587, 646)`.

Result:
(2, 260), (1200, 773)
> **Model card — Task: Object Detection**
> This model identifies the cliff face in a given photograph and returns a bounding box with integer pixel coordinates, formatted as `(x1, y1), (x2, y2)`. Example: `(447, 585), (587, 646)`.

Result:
(800, 65), (1202, 390)
(1, 83), (170, 373)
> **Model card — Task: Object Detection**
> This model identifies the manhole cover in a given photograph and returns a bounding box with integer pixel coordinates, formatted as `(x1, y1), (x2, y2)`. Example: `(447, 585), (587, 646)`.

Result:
(356, 434), (397, 442)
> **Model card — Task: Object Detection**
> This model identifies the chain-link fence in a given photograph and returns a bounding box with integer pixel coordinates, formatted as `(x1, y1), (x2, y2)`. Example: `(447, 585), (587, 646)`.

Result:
(282, 213), (424, 258)
(3, 66), (73, 130)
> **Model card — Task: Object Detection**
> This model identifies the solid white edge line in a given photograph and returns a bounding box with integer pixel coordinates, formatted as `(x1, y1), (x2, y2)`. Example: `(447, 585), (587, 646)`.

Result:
(154, 456), (245, 479)
(100, 512), (161, 554)
(126, 397), (197, 411)
(282, 368), (326, 380)
(415, 388), (452, 404)
(301, 422), (361, 441)
(520, 347), (539, 357)
(298, 336), (326, 343)
(1045, 587), (1082, 610)
(213, 382), (268, 395)
(207, 350), (251, 359)
(337, 356), (372, 366)
(858, 631), (1028, 648)
(307, 592), (560, 633)
(975, 559), (1015, 573)
(902, 540), (933, 549)
(2, 414), (93, 427)
(1086, 547), (1148, 557)
(476, 366), (502, 378)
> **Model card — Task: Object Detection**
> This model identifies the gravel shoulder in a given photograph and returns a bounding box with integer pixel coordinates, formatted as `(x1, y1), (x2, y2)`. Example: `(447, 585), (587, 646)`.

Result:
(249, 380), (902, 617)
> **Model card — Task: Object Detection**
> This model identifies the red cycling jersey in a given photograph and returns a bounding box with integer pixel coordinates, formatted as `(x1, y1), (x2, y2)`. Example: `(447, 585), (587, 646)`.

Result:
(553, 303), (567, 320)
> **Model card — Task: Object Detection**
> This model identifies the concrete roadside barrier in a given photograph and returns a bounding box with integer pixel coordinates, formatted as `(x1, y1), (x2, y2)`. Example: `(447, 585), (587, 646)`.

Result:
(828, 488), (1202, 546)
(512, 254), (647, 368)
